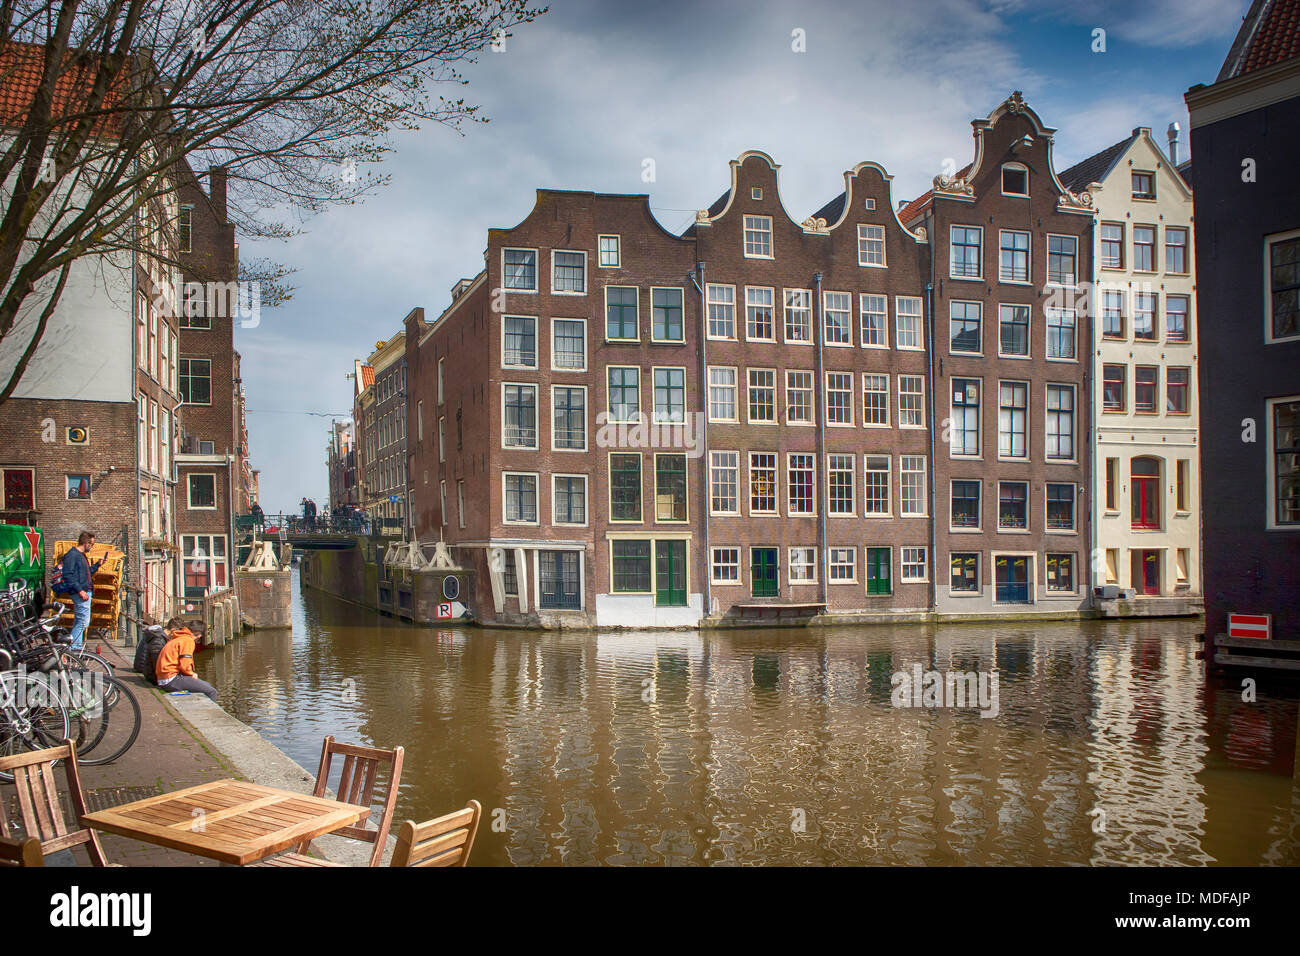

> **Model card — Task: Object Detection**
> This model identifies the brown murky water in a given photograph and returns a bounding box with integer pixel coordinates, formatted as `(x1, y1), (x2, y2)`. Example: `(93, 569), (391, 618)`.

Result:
(199, 569), (1300, 866)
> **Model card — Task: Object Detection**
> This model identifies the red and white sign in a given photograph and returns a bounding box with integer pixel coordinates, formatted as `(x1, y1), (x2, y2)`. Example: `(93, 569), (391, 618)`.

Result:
(1228, 613), (1271, 639)
(435, 601), (467, 620)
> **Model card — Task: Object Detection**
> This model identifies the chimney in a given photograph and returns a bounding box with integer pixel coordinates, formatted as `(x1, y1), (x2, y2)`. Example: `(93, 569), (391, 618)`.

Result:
(208, 166), (228, 220)
(1167, 122), (1181, 166)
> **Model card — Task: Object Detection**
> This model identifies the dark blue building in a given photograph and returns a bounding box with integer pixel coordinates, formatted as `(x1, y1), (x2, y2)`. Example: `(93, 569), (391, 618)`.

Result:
(1186, 0), (1300, 641)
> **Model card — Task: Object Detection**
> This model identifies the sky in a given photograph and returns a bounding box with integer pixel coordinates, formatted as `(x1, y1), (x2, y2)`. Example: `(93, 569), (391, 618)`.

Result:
(234, 0), (1251, 514)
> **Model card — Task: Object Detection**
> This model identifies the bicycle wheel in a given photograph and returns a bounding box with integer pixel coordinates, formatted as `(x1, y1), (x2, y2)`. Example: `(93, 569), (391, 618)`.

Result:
(71, 675), (140, 766)
(57, 649), (118, 708)
(0, 672), (70, 783)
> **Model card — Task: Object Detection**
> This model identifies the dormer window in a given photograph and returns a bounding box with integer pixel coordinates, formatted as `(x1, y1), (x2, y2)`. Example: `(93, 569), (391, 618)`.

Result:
(1001, 164), (1028, 197)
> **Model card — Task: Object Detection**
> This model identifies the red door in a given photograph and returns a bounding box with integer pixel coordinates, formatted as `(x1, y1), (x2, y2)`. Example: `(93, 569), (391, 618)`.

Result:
(1140, 550), (1160, 595)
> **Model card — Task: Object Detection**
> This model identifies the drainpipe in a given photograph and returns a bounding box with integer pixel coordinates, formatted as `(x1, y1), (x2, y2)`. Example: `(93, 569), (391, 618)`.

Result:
(129, 183), (140, 644)
(691, 261), (709, 618)
(814, 272), (826, 607)
(924, 274), (937, 614)
(1085, 217), (1097, 609)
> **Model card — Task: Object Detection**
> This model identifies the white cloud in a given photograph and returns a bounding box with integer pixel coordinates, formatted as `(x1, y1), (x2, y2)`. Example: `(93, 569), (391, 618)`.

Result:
(234, 0), (1234, 509)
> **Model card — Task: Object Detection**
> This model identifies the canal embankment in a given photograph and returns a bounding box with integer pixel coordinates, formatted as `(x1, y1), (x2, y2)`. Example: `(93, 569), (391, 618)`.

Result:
(74, 637), (385, 866)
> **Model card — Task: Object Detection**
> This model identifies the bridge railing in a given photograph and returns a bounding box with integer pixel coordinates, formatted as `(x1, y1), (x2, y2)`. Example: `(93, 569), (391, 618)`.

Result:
(244, 513), (405, 538)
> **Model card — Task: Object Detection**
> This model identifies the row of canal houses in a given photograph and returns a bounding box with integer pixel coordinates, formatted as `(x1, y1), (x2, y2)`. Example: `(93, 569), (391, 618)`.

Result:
(397, 92), (1203, 629)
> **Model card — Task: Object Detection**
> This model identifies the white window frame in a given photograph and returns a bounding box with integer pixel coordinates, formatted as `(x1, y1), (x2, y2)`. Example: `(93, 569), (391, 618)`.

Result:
(551, 474), (589, 527)
(825, 370), (854, 426)
(862, 372), (890, 428)
(707, 366), (738, 423)
(826, 452), (856, 516)
(501, 247), (538, 293)
(501, 382), (539, 450)
(743, 214), (774, 259)
(895, 296), (923, 350)
(786, 452), (816, 517)
(828, 547), (857, 583)
(949, 225), (983, 281)
(898, 375), (925, 428)
(598, 234), (621, 268)
(747, 368), (778, 424)
(998, 229), (1031, 284)
(187, 472), (217, 510)
(901, 546), (929, 582)
(551, 384), (588, 452)
(706, 283), (736, 340)
(857, 223), (886, 267)
(1266, 394), (1300, 530)
(1045, 383), (1076, 463)
(860, 293), (888, 348)
(783, 288), (813, 344)
(710, 450), (740, 516)
(550, 317), (587, 372)
(501, 315), (538, 370)
(711, 546), (742, 585)
(748, 452), (779, 516)
(1265, 228), (1300, 344)
(745, 286), (776, 342)
(824, 291), (852, 346)
(502, 471), (540, 526)
(1001, 162), (1029, 197)
(551, 249), (587, 295)
(788, 547), (817, 584)
(785, 369), (815, 426)
(864, 454), (891, 517)
(900, 455), (927, 517)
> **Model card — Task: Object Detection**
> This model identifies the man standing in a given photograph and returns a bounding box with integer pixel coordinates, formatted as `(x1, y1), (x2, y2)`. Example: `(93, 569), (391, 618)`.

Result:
(57, 532), (103, 651)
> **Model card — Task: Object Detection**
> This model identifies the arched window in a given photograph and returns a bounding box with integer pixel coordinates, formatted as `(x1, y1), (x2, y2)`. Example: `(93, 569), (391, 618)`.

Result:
(1131, 457), (1161, 530)
(1002, 163), (1029, 197)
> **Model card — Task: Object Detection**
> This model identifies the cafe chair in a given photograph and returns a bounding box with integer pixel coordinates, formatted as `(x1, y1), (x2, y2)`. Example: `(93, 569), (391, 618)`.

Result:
(253, 735), (404, 867)
(0, 739), (116, 867)
(0, 834), (44, 867)
(390, 800), (482, 867)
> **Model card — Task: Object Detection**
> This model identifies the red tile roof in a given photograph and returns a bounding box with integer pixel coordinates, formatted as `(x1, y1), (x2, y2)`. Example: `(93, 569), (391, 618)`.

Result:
(896, 164), (972, 225)
(360, 364), (375, 389)
(0, 39), (128, 133)
(1219, 0), (1300, 80)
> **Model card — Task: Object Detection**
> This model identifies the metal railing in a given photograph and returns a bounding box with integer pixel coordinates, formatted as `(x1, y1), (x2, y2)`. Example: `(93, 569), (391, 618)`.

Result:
(241, 513), (405, 538)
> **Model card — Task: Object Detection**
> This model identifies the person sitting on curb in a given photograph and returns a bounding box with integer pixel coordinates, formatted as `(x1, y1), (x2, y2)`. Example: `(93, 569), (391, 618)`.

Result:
(155, 617), (219, 703)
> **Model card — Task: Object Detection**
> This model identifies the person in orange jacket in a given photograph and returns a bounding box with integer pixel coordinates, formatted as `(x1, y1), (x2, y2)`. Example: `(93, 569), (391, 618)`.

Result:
(155, 618), (219, 702)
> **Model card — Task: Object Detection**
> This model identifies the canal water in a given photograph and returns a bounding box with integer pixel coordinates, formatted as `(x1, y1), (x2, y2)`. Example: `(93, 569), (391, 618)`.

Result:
(198, 569), (1300, 866)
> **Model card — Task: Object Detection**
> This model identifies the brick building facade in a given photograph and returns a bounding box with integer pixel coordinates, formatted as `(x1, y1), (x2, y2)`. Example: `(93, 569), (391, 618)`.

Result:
(902, 93), (1093, 615)
(174, 164), (246, 599)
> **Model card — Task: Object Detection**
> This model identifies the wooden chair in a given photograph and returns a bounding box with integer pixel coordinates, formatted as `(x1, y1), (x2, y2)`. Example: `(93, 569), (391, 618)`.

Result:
(253, 735), (404, 867)
(390, 800), (482, 867)
(0, 835), (44, 867)
(0, 739), (113, 866)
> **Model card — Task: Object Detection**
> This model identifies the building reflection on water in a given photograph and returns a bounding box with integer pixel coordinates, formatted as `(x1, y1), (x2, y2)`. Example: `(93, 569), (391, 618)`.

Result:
(199, 573), (1300, 866)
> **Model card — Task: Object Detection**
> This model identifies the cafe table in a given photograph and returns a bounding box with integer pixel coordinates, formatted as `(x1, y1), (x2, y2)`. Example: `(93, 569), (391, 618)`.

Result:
(80, 779), (369, 866)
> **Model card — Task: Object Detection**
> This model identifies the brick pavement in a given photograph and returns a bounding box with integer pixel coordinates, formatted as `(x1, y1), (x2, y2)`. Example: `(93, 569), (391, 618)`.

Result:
(2, 638), (241, 867)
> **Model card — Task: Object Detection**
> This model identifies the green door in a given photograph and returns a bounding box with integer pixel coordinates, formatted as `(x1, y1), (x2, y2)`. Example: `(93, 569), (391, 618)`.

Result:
(655, 540), (687, 606)
(750, 547), (778, 598)
(866, 547), (891, 595)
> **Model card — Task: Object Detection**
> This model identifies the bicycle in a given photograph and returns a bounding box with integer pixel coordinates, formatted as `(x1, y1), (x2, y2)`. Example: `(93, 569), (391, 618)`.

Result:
(1, 603), (140, 765)
(0, 668), (70, 783)
(25, 612), (139, 765)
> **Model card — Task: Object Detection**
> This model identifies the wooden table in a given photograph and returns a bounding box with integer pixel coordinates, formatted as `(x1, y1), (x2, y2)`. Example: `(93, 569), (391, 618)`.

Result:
(80, 779), (370, 866)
